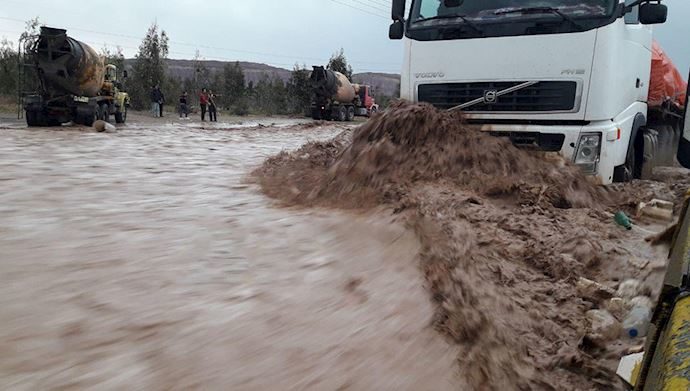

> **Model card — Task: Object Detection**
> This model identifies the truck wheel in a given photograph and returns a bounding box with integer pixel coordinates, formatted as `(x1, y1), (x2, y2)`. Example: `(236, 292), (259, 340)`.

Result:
(337, 106), (347, 122)
(346, 106), (355, 122)
(79, 108), (97, 127)
(26, 110), (45, 127)
(98, 103), (110, 123)
(311, 108), (322, 120)
(614, 133), (642, 182)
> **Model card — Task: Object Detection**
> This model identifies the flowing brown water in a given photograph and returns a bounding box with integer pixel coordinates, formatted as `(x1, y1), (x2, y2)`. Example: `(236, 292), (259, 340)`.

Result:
(0, 117), (458, 390)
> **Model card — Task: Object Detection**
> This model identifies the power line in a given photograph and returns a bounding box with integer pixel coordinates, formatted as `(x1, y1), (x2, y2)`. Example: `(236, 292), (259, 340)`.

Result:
(350, 0), (389, 13)
(0, 15), (398, 67)
(0, 27), (401, 74)
(368, 0), (391, 7)
(328, 0), (389, 19)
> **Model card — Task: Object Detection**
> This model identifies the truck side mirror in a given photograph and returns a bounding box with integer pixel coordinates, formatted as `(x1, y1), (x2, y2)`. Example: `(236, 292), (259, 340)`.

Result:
(389, 20), (404, 40)
(639, 3), (667, 24)
(123, 70), (128, 79)
(392, 0), (406, 21)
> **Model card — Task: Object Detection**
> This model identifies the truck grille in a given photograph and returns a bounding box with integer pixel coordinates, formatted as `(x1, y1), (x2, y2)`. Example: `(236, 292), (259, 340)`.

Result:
(417, 81), (578, 112)
(488, 132), (565, 152)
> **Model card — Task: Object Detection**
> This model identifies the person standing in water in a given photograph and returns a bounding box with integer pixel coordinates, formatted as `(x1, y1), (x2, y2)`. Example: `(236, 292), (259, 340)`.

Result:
(150, 85), (160, 117)
(208, 90), (218, 122)
(158, 86), (165, 118)
(179, 91), (189, 119)
(199, 88), (209, 121)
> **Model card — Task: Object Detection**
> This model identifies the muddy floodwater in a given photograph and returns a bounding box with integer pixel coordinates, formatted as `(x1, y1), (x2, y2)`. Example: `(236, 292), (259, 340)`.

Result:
(0, 118), (458, 390)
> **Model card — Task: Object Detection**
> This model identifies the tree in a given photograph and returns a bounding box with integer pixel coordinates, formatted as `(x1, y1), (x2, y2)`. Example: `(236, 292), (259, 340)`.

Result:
(19, 17), (41, 42)
(251, 73), (288, 115)
(221, 62), (246, 109)
(327, 48), (353, 80)
(193, 50), (211, 96)
(129, 23), (169, 109)
(101, 45), (125, 73)
(0, 38), (18, 97)
(286, 64), (311, 115)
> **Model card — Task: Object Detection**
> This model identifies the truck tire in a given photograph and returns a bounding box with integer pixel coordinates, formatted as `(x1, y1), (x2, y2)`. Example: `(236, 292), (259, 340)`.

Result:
(346, 106), (355, 122)
(654, 124), (680, 166)
(337, 106), (347, 122)
(311, 107), (322, 120)
(613, 114), (646, 183)
(26, 110), (46, 127)
(98, 103), (110, 123)
(614, 131), (643, 182)
(77, 107), (97, 127)
(115, 107), (127, 124)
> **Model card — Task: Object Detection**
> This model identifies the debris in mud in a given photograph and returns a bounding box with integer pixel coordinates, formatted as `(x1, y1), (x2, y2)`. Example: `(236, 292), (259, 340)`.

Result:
(252, 101), (684, 390)
(93, 120), (116, 132)
(585, 309), (622, 347)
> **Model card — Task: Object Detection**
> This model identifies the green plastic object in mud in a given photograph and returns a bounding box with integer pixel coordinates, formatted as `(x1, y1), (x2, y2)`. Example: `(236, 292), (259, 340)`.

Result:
(615, 211), (633, 230)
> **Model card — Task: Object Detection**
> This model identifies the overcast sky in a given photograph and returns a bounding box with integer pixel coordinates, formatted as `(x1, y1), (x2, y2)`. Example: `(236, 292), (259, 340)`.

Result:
(0, 0), (687, 75)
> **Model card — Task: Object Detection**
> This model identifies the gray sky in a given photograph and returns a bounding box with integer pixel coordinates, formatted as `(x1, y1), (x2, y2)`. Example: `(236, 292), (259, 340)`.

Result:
(0, 0), (687, 76)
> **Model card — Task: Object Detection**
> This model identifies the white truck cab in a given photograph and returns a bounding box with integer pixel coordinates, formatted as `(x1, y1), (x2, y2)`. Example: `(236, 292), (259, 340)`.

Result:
(389, 0), (683, 184)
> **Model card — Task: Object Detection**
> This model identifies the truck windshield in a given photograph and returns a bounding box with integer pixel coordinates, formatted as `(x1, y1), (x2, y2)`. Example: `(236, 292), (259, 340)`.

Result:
(411, 0), (617, 22)
(408, 0), (618, 39)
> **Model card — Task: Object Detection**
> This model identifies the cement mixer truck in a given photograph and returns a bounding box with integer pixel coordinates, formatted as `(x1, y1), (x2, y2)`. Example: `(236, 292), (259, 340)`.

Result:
(310, 66), (379, 121)
(23, 27), (129, 127)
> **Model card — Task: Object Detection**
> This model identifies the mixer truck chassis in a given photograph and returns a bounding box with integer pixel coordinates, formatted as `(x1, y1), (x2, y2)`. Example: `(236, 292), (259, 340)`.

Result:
(24, 95), (127, 127)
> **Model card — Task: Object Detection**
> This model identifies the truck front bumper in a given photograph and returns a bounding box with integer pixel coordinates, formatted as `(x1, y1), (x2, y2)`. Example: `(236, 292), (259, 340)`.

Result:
(477, 121), (623, 184)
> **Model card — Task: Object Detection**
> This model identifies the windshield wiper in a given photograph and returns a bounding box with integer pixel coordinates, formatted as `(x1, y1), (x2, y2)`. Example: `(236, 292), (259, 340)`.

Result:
(494, 7), (584, 31)
(414, 14), (483, 35)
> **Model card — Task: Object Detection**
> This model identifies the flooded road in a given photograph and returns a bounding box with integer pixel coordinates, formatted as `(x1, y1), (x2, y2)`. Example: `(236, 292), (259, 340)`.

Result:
(0, 119), (457, 390)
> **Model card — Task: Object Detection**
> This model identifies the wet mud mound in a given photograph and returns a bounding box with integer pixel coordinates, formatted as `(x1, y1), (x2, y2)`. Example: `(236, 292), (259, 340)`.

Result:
(254, 102), (631, 390)
(256, 101), (606, 210)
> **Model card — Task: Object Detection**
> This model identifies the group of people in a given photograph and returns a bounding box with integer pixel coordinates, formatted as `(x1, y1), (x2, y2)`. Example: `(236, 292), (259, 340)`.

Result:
(151, 85), (218, 122)
(177, 88), (218, 122)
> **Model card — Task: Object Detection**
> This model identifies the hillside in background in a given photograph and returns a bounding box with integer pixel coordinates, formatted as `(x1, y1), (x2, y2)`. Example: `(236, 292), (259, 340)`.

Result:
(124, 59), (400, 97)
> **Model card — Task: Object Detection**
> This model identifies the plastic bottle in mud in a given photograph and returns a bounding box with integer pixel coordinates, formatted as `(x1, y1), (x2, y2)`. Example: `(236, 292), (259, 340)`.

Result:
(622, 305), (652, 338)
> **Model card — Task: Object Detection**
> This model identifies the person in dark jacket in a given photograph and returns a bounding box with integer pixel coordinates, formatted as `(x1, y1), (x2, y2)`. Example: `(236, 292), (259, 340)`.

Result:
(150, 85), (160, 117)
(158, 87), (165, 118)
(199, 88), (209, 121)
(208, 90), (218, 122)
(179, 91), (189, 119)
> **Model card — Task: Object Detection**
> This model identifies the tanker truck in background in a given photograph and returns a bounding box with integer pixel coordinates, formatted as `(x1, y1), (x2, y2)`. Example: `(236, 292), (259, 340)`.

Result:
(22, 27), (129, 127)
(310, 66), (379, 121)
(388, 0), (689, 183)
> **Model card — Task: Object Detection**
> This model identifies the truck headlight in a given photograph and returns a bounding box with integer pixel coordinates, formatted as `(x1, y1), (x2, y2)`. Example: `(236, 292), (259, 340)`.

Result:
(574, 133), (601, 174)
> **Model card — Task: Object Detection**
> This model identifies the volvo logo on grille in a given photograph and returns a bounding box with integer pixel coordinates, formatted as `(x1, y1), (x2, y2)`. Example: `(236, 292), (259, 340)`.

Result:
(483, 90), (498, 104)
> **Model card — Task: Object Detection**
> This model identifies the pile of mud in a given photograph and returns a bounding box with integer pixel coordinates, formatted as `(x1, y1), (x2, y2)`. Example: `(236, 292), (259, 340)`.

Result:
(254, 102), (636, 390)
(257, 101), (607, 211)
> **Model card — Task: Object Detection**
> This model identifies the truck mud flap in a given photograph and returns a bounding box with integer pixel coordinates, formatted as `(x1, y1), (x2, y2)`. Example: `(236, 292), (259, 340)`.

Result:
(641, 128), (660, 180)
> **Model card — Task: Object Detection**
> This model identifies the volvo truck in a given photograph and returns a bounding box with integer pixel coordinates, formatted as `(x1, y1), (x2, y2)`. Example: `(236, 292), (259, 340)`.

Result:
(389, 0), (689, 183)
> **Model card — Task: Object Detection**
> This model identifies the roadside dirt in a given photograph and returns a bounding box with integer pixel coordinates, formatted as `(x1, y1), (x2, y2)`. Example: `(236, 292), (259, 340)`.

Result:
(254, 101), (687, 390)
